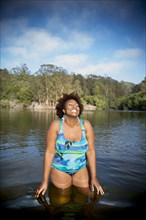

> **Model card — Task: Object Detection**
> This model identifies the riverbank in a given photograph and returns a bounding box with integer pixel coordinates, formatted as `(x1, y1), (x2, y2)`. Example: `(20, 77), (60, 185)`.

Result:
(0, 100), (96, 111)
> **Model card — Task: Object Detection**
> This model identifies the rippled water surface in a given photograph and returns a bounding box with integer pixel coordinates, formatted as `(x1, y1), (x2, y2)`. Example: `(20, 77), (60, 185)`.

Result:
(0, 109), (146, 219)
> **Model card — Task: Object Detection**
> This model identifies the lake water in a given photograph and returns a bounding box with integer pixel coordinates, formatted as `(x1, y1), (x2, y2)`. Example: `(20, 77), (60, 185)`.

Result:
(0, 109), (146, 219)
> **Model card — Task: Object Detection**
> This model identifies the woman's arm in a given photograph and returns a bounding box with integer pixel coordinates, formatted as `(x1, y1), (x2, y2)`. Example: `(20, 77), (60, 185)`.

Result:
(35, 119), (59, 197)
(85, 119), (104, 195)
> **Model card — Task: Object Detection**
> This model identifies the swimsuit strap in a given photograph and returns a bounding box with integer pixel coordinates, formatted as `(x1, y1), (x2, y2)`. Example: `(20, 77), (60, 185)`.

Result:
(80, 118), (86, 138)
(59, 119), (63, 133)
(80, 118), (84, 129)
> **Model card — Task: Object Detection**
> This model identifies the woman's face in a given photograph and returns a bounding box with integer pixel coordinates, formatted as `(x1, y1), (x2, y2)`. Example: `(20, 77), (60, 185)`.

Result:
(63, 99), (80, 117)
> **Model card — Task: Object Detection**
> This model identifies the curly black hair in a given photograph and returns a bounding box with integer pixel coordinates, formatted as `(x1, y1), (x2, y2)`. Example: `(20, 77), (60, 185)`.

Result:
(56, 92), (84, 119)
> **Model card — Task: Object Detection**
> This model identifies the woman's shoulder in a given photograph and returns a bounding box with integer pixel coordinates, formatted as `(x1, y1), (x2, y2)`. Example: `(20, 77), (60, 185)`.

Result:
(52, 118), (60, 124)
(83, 119), (92, 129)
(48, 119), (60, 131)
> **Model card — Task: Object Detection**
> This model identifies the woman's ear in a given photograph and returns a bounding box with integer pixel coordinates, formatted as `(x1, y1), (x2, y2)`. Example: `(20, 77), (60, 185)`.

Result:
(63, 109), (65, 113)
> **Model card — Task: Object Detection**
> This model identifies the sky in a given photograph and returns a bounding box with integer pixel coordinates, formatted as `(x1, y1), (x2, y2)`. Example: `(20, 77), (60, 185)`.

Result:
(1, 0), (146, 84)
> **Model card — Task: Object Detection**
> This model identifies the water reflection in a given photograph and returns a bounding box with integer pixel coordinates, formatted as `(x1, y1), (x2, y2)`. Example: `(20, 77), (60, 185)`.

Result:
(35, 183), (100, 220)
(1, 182), (145, 220)
(1, 182), (101, 220)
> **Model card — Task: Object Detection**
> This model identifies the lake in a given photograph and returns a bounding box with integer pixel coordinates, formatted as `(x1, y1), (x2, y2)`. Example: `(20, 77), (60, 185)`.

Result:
(0, 109), (146, 219)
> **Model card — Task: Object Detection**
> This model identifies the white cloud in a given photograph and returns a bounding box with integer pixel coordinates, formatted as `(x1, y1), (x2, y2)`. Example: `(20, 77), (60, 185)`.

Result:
(70, 31), (94, 49)
(75, 61), (124, 76)
(7, 47), (28, 57)
(6, 29), (68, 55)
(70, 58), (145, 83)
(114, 48), (143, 59)
(52, 54), (88, 71)
(1, 21), (95, 74)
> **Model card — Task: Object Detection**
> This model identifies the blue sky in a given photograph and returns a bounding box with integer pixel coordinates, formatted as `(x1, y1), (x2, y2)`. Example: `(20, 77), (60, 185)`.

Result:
(1, 0), (145, 84)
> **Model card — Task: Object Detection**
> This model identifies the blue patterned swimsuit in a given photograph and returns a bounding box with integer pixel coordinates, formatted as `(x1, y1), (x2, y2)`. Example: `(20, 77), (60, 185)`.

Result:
(52, 118), (88, 175)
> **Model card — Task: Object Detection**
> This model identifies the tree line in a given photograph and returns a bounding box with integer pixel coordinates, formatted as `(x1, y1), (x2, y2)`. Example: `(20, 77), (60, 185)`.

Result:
(0, 64), (146, 111)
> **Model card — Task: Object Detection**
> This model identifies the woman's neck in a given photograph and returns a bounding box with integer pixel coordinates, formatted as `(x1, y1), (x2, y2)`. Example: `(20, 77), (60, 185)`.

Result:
(64, 116), (79, 128)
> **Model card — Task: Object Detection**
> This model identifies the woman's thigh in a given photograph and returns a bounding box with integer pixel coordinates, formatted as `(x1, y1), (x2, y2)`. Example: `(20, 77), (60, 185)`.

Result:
(50, 168), (72, 189)
(72, 166), (89, 188)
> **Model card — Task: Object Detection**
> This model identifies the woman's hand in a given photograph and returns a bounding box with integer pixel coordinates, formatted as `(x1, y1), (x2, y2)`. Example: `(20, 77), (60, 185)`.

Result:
(90, 177), (104, 195)
(35, 182), (48, 198)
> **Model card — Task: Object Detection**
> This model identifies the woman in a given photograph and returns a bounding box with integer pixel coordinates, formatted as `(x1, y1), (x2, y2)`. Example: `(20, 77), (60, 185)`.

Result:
(35, 92), (104, 197)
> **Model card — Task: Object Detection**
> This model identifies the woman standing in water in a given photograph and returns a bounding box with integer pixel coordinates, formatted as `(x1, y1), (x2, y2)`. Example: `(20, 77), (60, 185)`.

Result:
(35, 92), (104, 197)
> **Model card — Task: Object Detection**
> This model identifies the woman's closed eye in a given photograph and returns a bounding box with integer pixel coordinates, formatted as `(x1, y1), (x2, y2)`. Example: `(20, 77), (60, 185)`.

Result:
(67, 103), (79, 108)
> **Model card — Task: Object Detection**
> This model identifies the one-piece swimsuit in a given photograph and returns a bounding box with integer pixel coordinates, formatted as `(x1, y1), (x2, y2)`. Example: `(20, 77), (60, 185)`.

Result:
(51, 118), (88, 175)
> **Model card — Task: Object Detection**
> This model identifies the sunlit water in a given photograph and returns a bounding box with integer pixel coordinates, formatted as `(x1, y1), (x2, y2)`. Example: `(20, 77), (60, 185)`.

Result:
(0, 109), (146, 219)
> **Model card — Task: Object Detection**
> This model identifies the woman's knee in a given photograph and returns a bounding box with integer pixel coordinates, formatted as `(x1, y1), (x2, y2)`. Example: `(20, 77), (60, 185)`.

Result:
(72, 178), (89, 188)
(48, 183), (72, 205)
(51, 179), (72, 189)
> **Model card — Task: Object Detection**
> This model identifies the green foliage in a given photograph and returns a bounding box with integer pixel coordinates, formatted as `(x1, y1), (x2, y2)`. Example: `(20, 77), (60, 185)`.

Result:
(115, 92), (146, 111)
(84, 95), (107, 110)
(0, 99), (10, 108)
(0, 64), (146, 111)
